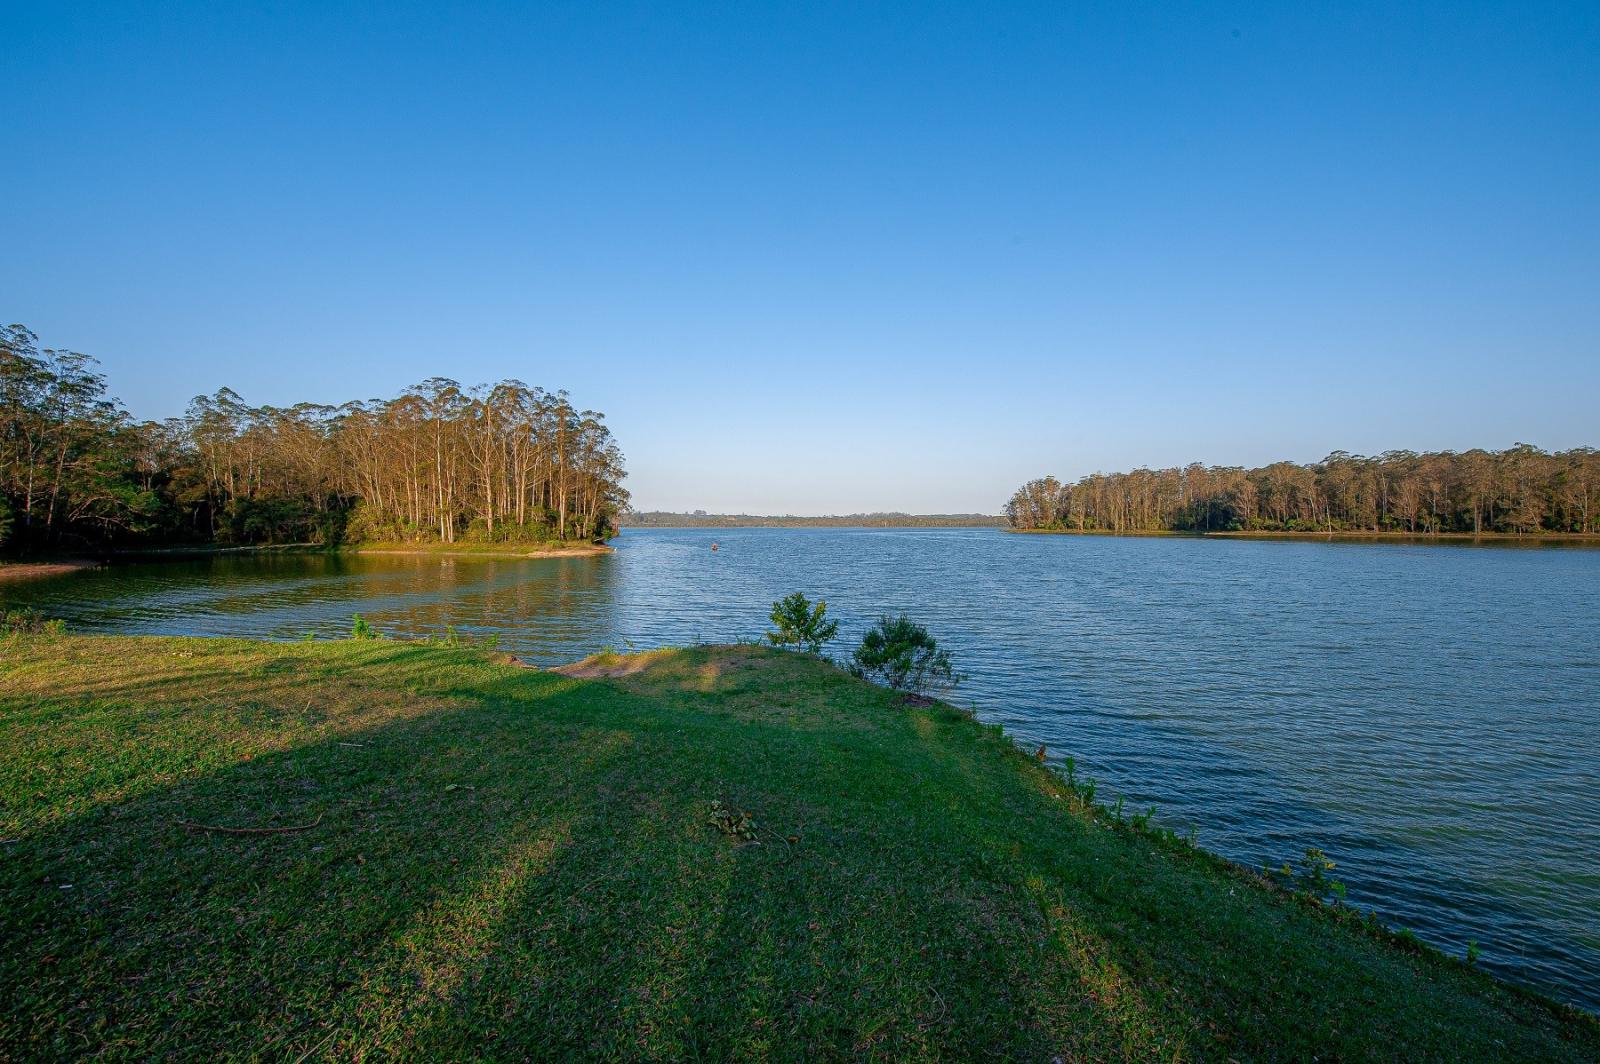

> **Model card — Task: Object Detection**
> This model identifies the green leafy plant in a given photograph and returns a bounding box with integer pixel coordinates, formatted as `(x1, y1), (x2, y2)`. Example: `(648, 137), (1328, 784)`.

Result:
(1056, 755), (1099, 809)
(848, 613), (962, 696)
(2, 608), (65, 635)
(765, 591), (839, 653)
(420, 625), (499, 650)
(350, 615), (380, 640)
(1466, 940), (1482, 965)
(707, 799), (758, 842)
(1268, 847), (1348, 905)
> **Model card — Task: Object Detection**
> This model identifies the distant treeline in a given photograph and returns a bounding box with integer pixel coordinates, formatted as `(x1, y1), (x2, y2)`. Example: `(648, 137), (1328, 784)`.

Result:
(0, 323), (628, 554)
(624, 511), (1006, 528)
(1006, 446), (1598, 535)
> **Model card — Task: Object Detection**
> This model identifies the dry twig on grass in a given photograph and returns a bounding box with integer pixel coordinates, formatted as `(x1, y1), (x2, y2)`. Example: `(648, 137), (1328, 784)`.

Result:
(177, 814), (324, 836)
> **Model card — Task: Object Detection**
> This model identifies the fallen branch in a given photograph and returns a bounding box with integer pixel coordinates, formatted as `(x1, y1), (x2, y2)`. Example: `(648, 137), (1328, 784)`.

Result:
(177, 814), (324, 836)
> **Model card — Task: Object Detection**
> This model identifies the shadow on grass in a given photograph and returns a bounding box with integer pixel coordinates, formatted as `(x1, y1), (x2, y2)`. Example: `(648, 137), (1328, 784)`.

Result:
(1, 651), (632, 1058)
(3, 640), (1598, 1061)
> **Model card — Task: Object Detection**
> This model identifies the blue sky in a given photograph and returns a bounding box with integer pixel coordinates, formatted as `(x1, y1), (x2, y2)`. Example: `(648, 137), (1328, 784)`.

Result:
(5, 2), (1596, 514)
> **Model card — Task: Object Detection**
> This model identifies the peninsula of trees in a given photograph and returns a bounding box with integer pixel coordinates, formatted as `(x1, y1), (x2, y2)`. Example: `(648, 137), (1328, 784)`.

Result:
(1006, 446), (1598, 536)
(623, 511), (1006, 528)
(0, 324), (628, 554)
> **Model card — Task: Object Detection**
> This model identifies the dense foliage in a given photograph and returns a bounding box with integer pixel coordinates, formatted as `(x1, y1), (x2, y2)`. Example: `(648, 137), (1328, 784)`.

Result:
(0, 323), (627, 553)
(849, 614), (960, 696)
(1006, 446), (1599, 535)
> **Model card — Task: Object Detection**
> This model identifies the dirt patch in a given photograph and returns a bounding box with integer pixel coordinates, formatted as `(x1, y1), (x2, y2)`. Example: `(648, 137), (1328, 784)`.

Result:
(550, 652), (667, 680)
(0, 559), (100, 583)
(548, 645), (772, 683)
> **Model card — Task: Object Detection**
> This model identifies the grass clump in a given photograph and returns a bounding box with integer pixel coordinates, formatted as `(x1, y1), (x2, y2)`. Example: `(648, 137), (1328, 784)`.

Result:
(1, 608), (65, 636)
(0, 635), (1596, 1061)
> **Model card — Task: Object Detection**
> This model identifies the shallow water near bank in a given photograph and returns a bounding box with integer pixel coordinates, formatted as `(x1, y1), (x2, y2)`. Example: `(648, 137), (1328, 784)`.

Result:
(4, 527), (1598, 1010)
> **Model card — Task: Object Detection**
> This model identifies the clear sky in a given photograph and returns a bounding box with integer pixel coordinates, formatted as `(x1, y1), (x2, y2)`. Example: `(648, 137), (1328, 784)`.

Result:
(4, 2), (1596, 514)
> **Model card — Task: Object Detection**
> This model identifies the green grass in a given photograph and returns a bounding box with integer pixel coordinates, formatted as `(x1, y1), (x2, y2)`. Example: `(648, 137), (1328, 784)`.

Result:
(1, 636), (1595, 1061)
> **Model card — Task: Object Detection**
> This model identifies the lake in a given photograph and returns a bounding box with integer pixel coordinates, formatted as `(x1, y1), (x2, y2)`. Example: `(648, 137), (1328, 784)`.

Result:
(4, 528), (1598, 1011)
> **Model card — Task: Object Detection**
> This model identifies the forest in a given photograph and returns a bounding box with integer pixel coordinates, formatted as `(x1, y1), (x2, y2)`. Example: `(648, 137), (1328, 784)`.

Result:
(0, 324), (628, 554)
(1006, 446), (1599, 535)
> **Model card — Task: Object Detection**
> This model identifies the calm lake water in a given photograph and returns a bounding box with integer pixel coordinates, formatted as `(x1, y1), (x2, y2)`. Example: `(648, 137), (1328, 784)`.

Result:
(5, 528), (1599, 1010)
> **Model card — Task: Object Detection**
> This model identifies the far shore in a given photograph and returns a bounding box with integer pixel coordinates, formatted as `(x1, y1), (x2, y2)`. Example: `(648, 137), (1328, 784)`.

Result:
(1007, 527), (1600, 544)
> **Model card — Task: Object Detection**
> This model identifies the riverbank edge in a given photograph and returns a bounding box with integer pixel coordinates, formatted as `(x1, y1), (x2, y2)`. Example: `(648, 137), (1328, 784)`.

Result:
(0, 542), (613, 585)
(1006, 527), (1600, 543)
(0, 559), (103, 584)
(483, 649), (1596, 1027)
(339, 542), (614, 559)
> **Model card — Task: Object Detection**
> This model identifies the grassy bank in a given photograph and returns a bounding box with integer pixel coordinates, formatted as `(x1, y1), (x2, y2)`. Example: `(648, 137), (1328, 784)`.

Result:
(1, 636), (1595, 1061)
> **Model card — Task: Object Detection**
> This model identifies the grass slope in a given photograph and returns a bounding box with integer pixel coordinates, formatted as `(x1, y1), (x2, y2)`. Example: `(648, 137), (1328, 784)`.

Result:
(1, 636), (1594, 1061)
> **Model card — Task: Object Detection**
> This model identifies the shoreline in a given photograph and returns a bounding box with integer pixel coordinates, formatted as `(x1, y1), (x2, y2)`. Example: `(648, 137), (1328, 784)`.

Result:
(346, 543), (614, 559)
(1, 542), (614, 582)
(106, 541), (614, 561)
(0, 558), (102, 584)
(344, 540), (611, 556)
(1007, 527), (1600, 544)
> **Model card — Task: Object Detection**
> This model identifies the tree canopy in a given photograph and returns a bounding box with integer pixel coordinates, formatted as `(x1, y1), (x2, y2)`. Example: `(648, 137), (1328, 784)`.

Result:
(1005, 447), (1599, 535)
(0, 323), (627, 553)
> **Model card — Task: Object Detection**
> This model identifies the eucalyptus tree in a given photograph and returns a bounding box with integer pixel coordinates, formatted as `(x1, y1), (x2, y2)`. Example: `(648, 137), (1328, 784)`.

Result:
(1, 325), (156, 547)
(2, 323), (629, 552)
(1006, 444), (1598, 535)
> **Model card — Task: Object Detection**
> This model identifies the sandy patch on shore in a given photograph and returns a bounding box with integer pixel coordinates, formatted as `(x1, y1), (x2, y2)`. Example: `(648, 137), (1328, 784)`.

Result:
(0, 559), (100, 583)
(549, 651), (667, 679)
(353, 544), (614, 559)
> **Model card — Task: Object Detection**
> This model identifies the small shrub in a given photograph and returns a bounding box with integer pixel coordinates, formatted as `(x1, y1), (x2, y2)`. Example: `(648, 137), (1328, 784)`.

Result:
(1267, 846), (1348, 905)
(765, 591), (839, 653)
(350, 615), (380, 640)
(848, 614), (962, 697)
(2, 608), (65, 635)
